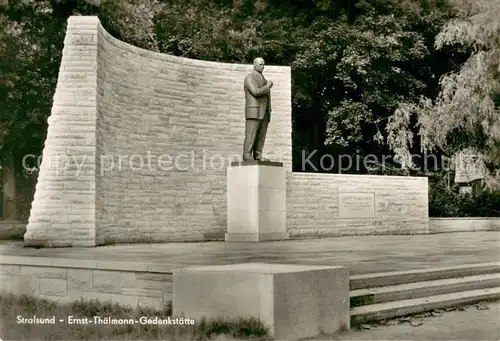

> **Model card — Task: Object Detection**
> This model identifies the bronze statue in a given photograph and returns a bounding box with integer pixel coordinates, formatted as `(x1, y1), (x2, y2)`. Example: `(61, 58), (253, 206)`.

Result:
(242, 57), (273, 161)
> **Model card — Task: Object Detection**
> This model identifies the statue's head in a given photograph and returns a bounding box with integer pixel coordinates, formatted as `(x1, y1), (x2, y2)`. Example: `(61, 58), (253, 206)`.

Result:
(253, 57), (265, 73)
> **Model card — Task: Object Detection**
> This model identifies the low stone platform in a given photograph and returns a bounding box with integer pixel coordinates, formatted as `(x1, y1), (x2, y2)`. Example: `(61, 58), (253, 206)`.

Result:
(174, 263), (349, 340)
(0, 231), (498, 311)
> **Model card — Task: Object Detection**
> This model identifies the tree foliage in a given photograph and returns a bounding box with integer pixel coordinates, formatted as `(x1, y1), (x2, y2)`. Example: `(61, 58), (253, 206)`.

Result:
(98, 0), (162, 52)
(290, 1), (456, 172)
(1, 0), (463, 175)
(296, 10), (432, 148)
(128, 0), (456, 171)
(428, 170), (500, 217)
(0, 0), (467, 173)
(0, 0), (96, 173)
(387, 0), (500, 189)
(2, 0), (498, 218)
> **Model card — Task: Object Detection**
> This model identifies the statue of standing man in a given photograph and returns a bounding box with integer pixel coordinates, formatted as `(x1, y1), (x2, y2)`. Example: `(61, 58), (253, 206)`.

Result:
(243, 57), (273, 161)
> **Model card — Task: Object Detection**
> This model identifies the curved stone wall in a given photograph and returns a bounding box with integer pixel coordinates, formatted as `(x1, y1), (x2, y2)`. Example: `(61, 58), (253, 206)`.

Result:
(23, 16), (429, 247)
(24, 16), (292, 246)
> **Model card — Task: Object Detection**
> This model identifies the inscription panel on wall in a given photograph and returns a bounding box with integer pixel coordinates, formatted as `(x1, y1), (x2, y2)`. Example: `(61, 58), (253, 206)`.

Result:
(338, 192), (375, 218)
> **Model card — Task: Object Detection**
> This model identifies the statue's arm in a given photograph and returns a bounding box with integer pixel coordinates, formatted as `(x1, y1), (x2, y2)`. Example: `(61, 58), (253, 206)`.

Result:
(244, 75), (270, 97)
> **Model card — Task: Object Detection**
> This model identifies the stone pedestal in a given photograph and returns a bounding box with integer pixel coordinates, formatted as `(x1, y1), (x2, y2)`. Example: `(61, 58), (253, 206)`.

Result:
(225, 160), (288, 242)
(173, 263), (350, 340)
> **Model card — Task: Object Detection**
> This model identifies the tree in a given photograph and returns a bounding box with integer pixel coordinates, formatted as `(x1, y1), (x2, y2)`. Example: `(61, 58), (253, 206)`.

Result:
(98, 0), (163, 51)
(91, 0), (461, 173)
(387, 0), (500, 189)
(0, 2), (58, 219)
(293, 0), (455, 171)
(0, 0), (96, 219)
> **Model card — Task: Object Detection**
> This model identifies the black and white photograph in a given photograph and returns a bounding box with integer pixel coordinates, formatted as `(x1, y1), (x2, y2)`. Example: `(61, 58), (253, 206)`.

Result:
(0, 0), (499, 340)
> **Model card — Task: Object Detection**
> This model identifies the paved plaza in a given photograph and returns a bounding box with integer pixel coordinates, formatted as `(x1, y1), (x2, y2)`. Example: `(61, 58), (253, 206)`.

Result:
(334, 300), (500, 340)
(1, 231), (498, 274)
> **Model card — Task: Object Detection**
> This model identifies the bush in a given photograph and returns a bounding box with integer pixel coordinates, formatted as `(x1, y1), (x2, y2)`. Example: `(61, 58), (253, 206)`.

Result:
(429, 175), (500, 217)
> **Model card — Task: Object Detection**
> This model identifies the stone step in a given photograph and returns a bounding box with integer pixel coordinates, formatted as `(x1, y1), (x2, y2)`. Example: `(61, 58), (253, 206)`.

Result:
(350, 286), (500, 324)
(350, 262), (500, 290)
(351, 273), (500, 307)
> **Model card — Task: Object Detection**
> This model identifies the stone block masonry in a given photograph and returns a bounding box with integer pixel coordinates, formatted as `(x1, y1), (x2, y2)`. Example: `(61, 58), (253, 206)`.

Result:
(24, 16), (99, 247)
(23, 16), (434, 246)
(0, 259), (173, 311)
(24, 16), (292, 246)
(286, 173), (429, 236)
(428, 218), (500, 233)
